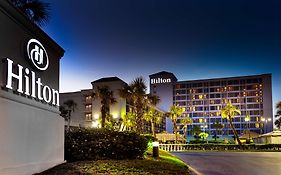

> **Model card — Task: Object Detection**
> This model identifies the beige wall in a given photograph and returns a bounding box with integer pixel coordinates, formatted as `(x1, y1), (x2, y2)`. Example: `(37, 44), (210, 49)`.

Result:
(91, 79), (127, 126)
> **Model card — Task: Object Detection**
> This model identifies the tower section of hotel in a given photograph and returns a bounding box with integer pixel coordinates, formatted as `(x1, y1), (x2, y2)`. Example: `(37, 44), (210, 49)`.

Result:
(149, 71), (177, 133)
(150, 71), (273, 137)
(0, 1), (64, 175)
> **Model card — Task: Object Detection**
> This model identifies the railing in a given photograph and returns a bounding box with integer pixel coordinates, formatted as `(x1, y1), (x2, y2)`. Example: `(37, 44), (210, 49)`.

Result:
(159, 144), (188, 152)
(159, 143), (281, 152)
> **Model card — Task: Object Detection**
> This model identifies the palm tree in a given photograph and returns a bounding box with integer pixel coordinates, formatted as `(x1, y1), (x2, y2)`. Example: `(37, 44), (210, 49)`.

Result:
(199, 132), (209, 142)
(93, 86), (116, 128)
(121, 108), (136, 131)
(221, 101), (243, 149)
(143, 108), (162, 137)
(275, 117), (281, 130)
(180, 117), (193, 141)
(275, 101), (281, 129)
(211, 122), (224, 141)
(119, 77), (147, 133)
(167, 105), (185, 143)
(63, 99), (77, 131)
(10, 0), (50, 26)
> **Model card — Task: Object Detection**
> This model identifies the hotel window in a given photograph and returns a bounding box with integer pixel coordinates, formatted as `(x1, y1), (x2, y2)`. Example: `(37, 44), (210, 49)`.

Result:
(233, 86), (240, 91)
(175, 96), (186, 100)
(175, 102), (186, 106)
(86, 113), (92, 120)
(180, 84), (186, 88)
(203, 88), (209, 93)
(249, 110), (260, 115)
(86, 105), (92, 110)
(247, 104), (259, 109)
(175, 89), (186, 94)
(210, 81), (220, 86)
(195, 107), (203, 111)
(255, 123), (260, 128)
(210, 88), (216, 92)
(234, 124), (240, 128)
(227, 80), (234, 85)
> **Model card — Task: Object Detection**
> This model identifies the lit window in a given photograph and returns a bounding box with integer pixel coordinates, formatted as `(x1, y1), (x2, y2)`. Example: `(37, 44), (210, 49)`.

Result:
(255, 123), (260, 128)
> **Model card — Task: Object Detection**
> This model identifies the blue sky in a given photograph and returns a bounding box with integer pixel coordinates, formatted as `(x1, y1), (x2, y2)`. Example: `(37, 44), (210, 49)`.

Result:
(42, 0), (281, 112)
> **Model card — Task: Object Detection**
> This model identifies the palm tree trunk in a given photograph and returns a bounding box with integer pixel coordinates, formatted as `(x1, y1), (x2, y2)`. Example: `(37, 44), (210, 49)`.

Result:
(215, 129), (217, 141)
(229, 116), (243, 149)
(101, 105), (106, 128)
(67, 110), (71, 131)
(174, 122), (178, 144)
(183, 126), (187, 143)
(151, 120), (155, 138)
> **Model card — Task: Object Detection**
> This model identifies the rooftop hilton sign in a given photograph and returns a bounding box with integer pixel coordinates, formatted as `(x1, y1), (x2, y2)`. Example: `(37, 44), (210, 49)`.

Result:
(4, 39), (59, 106)
(151, 77), (172, 84)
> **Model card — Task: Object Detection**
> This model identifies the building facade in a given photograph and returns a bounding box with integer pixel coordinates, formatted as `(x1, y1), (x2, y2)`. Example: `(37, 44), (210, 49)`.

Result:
(60, 89), (92, 127)
(150, 71), (273, 137)
(60, 77), (127, 128)
(60, 76), (166, 133)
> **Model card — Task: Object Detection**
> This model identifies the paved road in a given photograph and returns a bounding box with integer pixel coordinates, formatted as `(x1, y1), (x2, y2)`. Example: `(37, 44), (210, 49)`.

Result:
(172, 152), (281, 175)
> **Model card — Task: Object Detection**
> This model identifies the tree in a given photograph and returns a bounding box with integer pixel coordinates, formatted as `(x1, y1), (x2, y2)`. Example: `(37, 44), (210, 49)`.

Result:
(92, 86), (116, 128)
(10, 0), (50, 26)
(167, 105), (185, 143)
(190, 126), (202, 141)
(211, 122), (224, 141)
(275, 117), (281, 130)
(275, 101), (281, 129)
(180, 117), (193, 141)
(63, 99), (77, 131)
(221, 101), (243, 149)
(199, 132), (209, 142)
(121, 108), (136, 131)
(119, 77), (147, 133)
(143, 108), (162, 137)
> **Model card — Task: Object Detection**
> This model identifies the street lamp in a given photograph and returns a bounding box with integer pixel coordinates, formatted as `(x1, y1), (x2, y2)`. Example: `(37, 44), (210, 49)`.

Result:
(261, 117), (272, 134)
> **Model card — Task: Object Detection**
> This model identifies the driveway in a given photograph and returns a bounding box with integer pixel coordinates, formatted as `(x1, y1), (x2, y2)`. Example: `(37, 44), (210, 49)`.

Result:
(172, 152), (281, 175)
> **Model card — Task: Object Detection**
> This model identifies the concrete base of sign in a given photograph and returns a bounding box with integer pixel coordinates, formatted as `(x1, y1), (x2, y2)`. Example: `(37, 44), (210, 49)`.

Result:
(0, 97), (64, 175)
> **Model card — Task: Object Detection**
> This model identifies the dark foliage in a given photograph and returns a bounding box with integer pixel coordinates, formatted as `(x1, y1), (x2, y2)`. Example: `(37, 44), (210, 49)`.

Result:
(65, 128), (149, 162)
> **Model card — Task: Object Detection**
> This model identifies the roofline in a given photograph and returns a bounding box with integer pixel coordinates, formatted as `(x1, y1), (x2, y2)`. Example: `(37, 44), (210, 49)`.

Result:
(176, 73), (271, 84)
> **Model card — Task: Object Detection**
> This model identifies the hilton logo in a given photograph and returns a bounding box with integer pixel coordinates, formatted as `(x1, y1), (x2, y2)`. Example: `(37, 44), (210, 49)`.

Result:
(27, 39), (49, 71)
(151, 78), (171, 84)
(4, 39), (59, 106)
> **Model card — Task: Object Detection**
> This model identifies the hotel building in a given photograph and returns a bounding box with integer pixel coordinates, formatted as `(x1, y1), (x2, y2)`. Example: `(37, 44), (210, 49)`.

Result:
(150, 71), (273, 137)
(60, 77), (166, 133)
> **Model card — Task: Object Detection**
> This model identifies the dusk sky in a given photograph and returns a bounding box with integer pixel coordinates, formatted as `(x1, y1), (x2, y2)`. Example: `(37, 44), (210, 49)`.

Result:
(42, 0), (281, 111)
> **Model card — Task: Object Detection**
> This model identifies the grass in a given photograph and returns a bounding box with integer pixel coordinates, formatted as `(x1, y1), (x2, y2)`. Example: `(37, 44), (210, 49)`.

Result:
(35, 148), (190, 175)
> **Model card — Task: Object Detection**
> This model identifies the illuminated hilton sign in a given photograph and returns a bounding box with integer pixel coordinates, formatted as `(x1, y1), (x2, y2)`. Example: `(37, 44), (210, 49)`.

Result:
(4, 39), (59, 106)
(151, 78), (171, 84)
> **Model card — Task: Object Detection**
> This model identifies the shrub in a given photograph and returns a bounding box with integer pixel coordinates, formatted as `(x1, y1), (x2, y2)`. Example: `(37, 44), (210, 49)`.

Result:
(65, 128), (148, 162)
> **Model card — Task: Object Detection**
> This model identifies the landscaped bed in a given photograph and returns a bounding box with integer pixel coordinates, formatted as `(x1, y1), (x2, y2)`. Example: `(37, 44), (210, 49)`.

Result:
(35, 149), (190, 175)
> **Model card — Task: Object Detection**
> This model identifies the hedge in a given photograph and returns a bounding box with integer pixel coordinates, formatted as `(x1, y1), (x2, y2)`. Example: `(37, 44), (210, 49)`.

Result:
(65, 128), (149, 162)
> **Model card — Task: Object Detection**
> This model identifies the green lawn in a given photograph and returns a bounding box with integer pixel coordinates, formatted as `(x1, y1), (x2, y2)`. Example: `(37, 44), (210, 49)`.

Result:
(35, 149), (190, 175)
